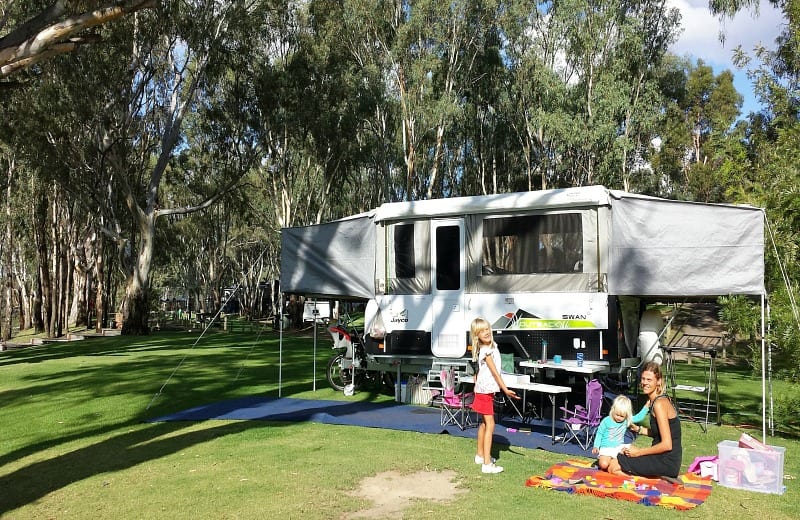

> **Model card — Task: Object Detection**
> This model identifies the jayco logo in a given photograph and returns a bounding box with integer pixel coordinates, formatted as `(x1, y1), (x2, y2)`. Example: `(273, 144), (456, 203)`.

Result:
(390, 309), (409, 323)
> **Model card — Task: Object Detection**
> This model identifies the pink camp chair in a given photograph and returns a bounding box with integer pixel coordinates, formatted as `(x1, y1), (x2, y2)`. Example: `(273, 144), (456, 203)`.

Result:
(560, 378), (603, 450)
(430, 367), (475, 430)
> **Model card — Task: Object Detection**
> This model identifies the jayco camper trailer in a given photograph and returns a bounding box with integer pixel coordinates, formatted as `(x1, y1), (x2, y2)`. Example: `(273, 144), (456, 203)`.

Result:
(280, 186), (764, 387)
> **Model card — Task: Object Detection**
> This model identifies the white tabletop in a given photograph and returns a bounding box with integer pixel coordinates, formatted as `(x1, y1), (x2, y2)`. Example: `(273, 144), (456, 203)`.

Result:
(460, 374), (571, 394)
(514, 381), (572, 394)
(519, 359), (610, 375)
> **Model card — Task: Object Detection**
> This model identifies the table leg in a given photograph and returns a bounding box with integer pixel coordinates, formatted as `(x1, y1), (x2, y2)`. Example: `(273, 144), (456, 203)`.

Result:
(395, 363), (402, 402)
(550, 395), (556, 444)
(506, 395), (523, 419)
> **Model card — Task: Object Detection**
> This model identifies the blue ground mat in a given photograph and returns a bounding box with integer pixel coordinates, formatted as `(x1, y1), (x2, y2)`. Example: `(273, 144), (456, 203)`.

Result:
(149, 396), (589, 457)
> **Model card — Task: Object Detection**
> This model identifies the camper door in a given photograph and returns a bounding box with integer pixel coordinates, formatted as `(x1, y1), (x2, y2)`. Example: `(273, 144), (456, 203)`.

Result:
(430, 219), (467, 357)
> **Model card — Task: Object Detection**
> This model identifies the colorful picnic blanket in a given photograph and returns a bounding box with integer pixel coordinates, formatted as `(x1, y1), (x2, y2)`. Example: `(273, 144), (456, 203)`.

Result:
(525, 459), (713, 510)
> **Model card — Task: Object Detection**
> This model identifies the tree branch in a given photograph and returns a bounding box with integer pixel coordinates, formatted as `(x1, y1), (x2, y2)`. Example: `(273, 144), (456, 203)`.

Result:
(0, 1), (67, 50)
(156, 178), (243, 219)
(0, 42), (75, 77)
(0, 0), (157, 79)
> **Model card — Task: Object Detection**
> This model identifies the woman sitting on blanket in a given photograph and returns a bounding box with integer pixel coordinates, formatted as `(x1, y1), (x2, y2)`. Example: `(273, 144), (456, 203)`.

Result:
(607, 361), (683, 478)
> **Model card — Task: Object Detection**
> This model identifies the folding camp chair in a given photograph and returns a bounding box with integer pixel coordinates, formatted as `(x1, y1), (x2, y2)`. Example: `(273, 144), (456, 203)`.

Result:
(429, 366), (476, 430)
(560, 378), (603, 450)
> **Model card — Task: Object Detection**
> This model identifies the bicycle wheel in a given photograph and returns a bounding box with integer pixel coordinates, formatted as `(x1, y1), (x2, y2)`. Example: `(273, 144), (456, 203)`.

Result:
(326, 353), (353, 391)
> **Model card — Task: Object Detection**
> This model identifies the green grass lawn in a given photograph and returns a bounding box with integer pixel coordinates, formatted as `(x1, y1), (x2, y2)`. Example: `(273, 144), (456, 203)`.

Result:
(1, 330), (796, 519)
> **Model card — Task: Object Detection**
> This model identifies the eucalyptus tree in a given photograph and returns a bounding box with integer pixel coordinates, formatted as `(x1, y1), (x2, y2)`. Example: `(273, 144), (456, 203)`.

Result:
(0, 153), (42, 338)
(212, 177), (281, 319)
(650, 60), (744, 200)
(240, 3), (324, 229)
(78, 1), (275, 335)
(5, 1), (277, 335)
(0, 0), (156, 81)
(549, 0), (680, 189)
(217, 0), (386, 238)
(500, 2), (573, 191)
(395, 0), (505, 199)
(721, 0), (800, 378)
(497, 0), (680, 192)
(0, 144), (12, 340)
(335, 0), (506, 200)
(0, 50), (89, 338)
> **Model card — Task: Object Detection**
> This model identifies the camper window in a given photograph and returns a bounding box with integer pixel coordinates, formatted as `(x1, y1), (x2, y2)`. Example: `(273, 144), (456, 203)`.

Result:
(386, 221), (431, 295)
(436, 225), (461, 290)
(481, 213), (582, 274)
(394, 224), (416, 278)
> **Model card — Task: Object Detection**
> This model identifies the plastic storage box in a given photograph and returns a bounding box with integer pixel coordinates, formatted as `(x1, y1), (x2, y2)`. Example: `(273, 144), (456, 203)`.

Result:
(717, 440), (785, 494)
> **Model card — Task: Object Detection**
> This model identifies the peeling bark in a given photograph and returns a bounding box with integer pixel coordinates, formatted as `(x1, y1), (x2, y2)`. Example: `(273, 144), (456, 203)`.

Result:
(0, 0), (157, 79)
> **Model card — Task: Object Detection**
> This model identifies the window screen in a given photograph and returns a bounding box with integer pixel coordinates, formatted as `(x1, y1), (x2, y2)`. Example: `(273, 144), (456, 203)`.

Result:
(481, 213), (583, 275)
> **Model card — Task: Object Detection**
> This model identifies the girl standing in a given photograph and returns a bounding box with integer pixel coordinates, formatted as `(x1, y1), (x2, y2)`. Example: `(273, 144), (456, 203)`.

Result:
(470, 317), (519, 474)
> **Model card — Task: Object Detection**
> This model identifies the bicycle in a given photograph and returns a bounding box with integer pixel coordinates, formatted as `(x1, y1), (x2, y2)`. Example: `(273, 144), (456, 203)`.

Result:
(326, 315), (393, 393)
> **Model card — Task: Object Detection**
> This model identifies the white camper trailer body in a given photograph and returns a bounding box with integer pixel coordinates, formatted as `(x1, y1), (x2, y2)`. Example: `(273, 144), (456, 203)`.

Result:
(369, 187), (614, 362)
(280, 186), (764, 383)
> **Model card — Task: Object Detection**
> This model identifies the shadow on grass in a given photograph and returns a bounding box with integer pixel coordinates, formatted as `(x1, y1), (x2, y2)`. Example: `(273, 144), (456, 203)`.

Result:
(0, 420), (269, 515)
(0, 328), (402, 514)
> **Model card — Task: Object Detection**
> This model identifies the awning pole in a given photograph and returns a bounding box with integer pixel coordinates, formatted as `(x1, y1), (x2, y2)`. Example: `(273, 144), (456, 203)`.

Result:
(312, 299), (318, 392)
(761, 293), (766, 442)
(279, 292), (284, 398)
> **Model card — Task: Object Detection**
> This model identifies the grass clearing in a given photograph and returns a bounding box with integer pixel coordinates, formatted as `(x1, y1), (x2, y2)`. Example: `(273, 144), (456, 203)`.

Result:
(1, 330), (797, 519)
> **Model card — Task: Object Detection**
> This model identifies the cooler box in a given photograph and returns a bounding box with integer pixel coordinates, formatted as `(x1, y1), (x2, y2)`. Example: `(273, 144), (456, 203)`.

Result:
(717, 440), (785, 494)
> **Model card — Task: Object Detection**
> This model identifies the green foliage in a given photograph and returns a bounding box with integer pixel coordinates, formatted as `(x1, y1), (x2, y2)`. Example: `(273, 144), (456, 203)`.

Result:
(718, 294), (766, 373)
(774, 387), (800, 430)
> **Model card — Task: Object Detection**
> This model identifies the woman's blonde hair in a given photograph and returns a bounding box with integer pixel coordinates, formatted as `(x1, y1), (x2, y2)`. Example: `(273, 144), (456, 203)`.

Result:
(610, 394), (633, 424)
(470, 317), (492, 361)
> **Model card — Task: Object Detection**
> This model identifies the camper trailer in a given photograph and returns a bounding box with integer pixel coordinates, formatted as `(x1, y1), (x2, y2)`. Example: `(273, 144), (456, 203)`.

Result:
(281, 186), (764, 389)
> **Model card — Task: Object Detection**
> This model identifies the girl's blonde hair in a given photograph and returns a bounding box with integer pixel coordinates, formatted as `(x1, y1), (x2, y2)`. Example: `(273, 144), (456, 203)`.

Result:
(610, 394), (633, 424)
(470, 317), (492, 361)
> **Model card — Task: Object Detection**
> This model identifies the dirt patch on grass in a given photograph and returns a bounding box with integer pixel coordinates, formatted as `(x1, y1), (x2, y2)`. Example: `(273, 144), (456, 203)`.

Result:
(345, 469), (466, 519)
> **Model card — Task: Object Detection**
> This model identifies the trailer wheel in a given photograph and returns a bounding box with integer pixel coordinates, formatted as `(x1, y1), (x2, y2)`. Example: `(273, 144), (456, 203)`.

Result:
(326, 353), (353, 391)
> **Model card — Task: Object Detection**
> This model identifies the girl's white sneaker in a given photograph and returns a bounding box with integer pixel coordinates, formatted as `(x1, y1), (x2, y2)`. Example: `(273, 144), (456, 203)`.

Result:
(481, 463), (504, 474)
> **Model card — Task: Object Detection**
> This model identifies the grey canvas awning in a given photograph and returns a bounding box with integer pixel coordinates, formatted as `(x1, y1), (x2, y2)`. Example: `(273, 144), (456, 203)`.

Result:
(607, 192), (764, 297)
(280, 212), (376, 299)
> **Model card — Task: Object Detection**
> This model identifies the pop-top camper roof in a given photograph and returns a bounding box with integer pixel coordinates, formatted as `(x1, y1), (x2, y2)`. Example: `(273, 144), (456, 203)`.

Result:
(280, 186), (764, 300)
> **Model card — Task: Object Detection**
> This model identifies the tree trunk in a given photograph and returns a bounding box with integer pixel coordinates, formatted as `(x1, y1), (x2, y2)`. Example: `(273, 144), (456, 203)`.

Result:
(32, 278), (44, 334)
(2, 260), (10, 341)
(60, 240), (70, 335)
(72, 266), (88, 328)
(33, 194), (50, 336)
(15, 264), (31, 331)
(94, 230), (105, 333)
(2, 158), (12, 341)
(122, 284), (150, 335)
(49, 196), (62, 338)
(121, 213), (155, 335)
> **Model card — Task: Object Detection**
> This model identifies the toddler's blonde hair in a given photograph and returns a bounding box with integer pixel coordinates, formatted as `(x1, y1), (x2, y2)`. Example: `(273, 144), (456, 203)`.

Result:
(470, 317), (492, 361)
(610, 394), (633, 425)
